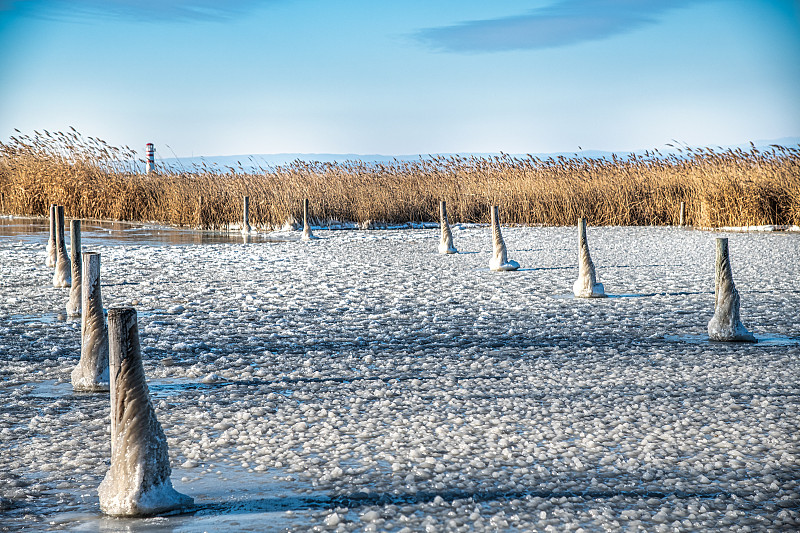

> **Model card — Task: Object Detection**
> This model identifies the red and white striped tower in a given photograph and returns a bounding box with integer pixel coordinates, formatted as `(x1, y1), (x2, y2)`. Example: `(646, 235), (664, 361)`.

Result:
(145, 143), (155, 174)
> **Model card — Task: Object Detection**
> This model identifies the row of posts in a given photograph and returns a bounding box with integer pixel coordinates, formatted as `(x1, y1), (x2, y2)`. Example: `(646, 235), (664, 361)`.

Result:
(44, 204), (191, 515)
(42, 195), (741, 517)
(241, 198), (690, 230)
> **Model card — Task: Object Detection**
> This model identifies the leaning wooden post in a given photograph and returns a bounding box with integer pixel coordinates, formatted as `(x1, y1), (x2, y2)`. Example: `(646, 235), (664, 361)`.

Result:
(707, 238), (756, 342)
(489, 205), (519, 271)
(573, 218), (606, 298)
(53, 206), (71, 288)
(46, 204), (57, 268)
(99, 307), (193, 516)
(438, 200), (457, 254)
(679, 202), (686, 227)
(66, 219), (82, 316)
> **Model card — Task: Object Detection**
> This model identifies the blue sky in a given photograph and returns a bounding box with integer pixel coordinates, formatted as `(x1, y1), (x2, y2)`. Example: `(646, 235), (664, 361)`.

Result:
(1, 0), (798, 157)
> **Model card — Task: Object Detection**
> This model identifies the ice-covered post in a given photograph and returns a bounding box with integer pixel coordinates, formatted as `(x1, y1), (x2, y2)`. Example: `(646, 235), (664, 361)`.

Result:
(98, 307), (193, 516)
(438, 200), (457, 254)
(145, 143), (155, 174)
(679, 202), (686, 227)
(52, 206), (71, 288)
(46, 204), (57, 268)
(301, 198), (316, 241)
(573, 218), (606, 298)
(71, 252), (109, 391)
(66, 219), (82, 316)
(707, 238), (756, 342)
(242, 196), (251, 234)
(489, 205), (519, 271)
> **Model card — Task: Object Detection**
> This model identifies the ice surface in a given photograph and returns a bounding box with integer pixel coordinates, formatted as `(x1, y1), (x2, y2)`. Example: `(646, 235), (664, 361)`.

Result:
(0, 222), (798, 531)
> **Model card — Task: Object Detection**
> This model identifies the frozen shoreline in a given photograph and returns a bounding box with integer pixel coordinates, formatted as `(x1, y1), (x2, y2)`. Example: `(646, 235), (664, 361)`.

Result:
(1, 223), (798, 531)
(5, 214), (800, 238)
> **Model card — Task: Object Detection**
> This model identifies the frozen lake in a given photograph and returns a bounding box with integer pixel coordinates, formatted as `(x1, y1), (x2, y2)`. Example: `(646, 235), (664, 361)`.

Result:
(1, 218), (798, 532)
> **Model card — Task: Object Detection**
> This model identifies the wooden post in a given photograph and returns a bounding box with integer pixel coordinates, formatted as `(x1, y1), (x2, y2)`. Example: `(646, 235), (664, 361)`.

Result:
(489, 205), (519, 271)
(574, 218), (605, 298)
(53, 206), (71, 288)
(71, 251), (109, 391)
(242, 196), (251, 234)
(100, 306), (193, 516)
(302, 198), (315, 240)
(438, 200), (457, 254)
(66, 219), (82, 316)
(708, 238), (756, 342)
(46, 204), (57, 267)
(107, 307), (139, 454)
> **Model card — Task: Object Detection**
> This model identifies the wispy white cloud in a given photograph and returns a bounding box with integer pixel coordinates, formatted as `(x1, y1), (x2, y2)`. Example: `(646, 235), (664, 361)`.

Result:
(0, 0), (273, 22)
(414, 0), (712, 53)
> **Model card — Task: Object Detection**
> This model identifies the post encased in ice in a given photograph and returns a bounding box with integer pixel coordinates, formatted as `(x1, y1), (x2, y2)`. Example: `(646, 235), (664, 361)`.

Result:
(46, 204), (57, 268)
(573, 218), (606, 298)
(53, 206), (71, 288)
(66, 219), (82, 316)
(71, 252), (109, 391)
(302, 198), (315, 240)
(707, 238), (756, 342)
(99, 307), (193, 516)
(489, 205), (519, 271)
(438, 200), (457, 254)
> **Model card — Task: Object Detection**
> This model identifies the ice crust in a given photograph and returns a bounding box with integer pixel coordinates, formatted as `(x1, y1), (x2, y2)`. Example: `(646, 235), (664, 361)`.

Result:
(1, 224), (799, 531)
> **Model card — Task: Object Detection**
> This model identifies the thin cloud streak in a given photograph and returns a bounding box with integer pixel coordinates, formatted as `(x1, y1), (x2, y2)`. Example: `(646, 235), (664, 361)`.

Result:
(415, 0), (711, 53)
(0, 0), (273, 22)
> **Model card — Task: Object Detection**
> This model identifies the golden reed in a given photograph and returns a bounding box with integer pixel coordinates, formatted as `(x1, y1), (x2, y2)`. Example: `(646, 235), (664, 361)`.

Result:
(2, 129), (798, 229)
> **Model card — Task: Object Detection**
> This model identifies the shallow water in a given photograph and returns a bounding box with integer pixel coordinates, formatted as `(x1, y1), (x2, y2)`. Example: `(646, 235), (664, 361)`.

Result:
(0, 216), (287, 246)
(662, 333), (800, 346)
(1, 222), (799, 532)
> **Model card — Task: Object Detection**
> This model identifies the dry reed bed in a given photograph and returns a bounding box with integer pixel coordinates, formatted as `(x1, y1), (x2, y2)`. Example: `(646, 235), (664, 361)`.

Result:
(1, 130), (799, 229)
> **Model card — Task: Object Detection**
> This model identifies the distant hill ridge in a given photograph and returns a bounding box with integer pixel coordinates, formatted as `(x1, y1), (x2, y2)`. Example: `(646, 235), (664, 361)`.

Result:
(158, 137), (800, 172)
